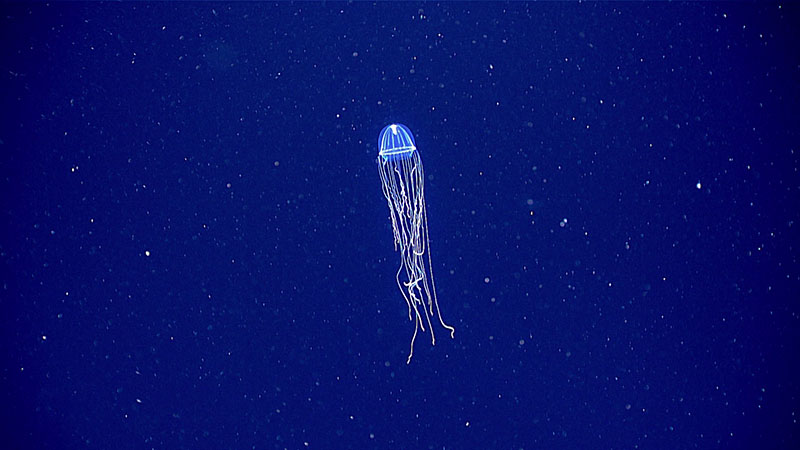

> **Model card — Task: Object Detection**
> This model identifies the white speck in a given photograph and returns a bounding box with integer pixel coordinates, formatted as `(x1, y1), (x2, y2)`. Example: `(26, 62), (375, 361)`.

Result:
(145, 250), (151, 257)
(696, 181), (702, 189)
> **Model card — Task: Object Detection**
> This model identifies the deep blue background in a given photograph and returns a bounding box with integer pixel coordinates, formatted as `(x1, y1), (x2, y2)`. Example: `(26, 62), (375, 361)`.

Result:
(1, 3), (798, 449)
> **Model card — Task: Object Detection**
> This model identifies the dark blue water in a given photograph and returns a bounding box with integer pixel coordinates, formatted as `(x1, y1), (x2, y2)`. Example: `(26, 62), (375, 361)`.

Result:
(1, 3), (798, 449)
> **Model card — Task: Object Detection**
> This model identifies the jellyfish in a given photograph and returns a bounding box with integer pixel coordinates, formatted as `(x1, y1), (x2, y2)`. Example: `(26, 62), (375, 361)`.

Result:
(377, 123), (455, 363)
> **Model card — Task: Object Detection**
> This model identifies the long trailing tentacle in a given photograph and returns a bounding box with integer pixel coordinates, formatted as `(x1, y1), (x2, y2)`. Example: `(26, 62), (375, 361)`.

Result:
(379, 149), (454, 363)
